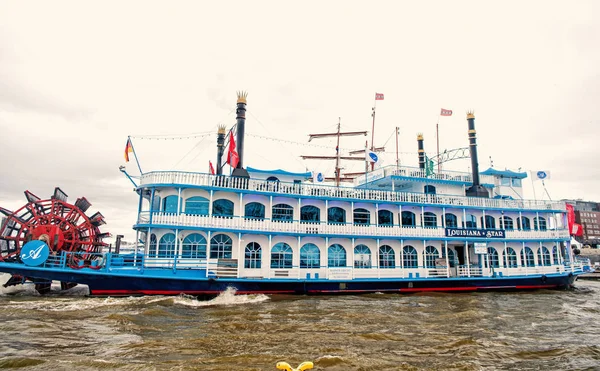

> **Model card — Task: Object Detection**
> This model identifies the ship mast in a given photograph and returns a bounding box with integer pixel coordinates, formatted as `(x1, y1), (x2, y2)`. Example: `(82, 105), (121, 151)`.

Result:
(301, 118), (367, 186)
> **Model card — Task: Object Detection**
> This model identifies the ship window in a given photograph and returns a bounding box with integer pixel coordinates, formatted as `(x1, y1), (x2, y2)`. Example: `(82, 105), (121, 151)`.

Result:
(463, 214), (477, 229)
(158, 233), (176, 258)
(423, 212), (437, 228)
(272, 204), (294, 222)
(327, 207), (346, 224)
(512, 178), (522, 187)
(181, 233), (207, 259)
(402, 245), (418, 268)
(424, 185), (436, 194)
(487, 247), (499, 268)
(401, 211), (416, 227)
(354, 244), (371, 268)
(444, 213), (458, 228)
(151, 195), (161, 212)
(353, 208), (370, 225)
(271, 242), (293, 268)
(245, 202), (265, 220)
(327, 244), (347, 267)
(300, 205), (320, 223)
(500, 177), (511, 186)
(184, 196), (209, 215)
(378, 245), (395, 268)
(244, 242), (262, 269)
(443, 248), (457, 267)
(300, 243), (320, 268)
(552, 246), (560, 264)
(162, 195), (179, 214)
(521, 246), (535, 267)
(212, 199), (234, 218)
(517, 216), (531, 231)
(210, 234), (232, 259)
(538, 246), (551, 266)
(378, 210), (393, 227)
(534, 217), (547, 231)
(504, 247), (518, 268)
(149, 233), (157, 257)
(481, 215), (496, 229)
(425, 245), (438, 268)
(501, 216), (514, 230)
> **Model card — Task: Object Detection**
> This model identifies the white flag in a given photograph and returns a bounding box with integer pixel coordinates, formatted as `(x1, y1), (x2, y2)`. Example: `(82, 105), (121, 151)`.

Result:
(530, 170), (551, 181)
(366, 150), (379, 163)
(312, 171), (325, 183)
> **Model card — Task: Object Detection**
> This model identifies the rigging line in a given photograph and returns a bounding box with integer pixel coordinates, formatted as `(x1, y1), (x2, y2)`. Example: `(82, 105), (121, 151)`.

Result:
(172, 135), (210, 169)
(246, 133), (360, 151)
(381, 128), (396, 148)
(130, 132), (213, 140)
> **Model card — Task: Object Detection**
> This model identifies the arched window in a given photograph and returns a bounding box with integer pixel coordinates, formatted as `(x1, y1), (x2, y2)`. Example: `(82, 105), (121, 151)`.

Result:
(353, 208), (370, 225)
(300, 243), (320, 268)
(266, 176), (280, 191)
(534, 217), (547, 231)
(210, 234), (232, 259)
(378, 210), (393, 226)
(464, 214), (477, 229)
(266, 176), (279, 182)
(552, 246), (560, 265)
(402, 246), (418, 268)
(158, 233), (176, 258)
(538, 246), (551, 266)
(501, 216), (514, 230)
(162, 195), (179, 213)
(245, 202), (265, 220)
(482, 215), (496, 229)
(272, 204), (293, 222)
(212, 199), (234, 218)
(401, 211), (416, 227)
(354, 244), (371, 268)
(378, 245), (395, 268)
(271, 242), (293, 268)
(244, 242), (261, 269)
(425, 246), (438, 268)
(149, 233), (157, 257)
(517, 216), (531, 231)
(300, 205), (320, 223)
(423, 212), (437, 228)
(504, 247), (518, 268)
(181, 233), (207, 259)
(185, 196), (209, 215)
(445, 213), (458, 228)
(521, 246), (535, 267)
(424, 185), (436, 194)
(488, 247), (499, 268)
(328, 244), (347, 267)
(328, 207), (346, 224)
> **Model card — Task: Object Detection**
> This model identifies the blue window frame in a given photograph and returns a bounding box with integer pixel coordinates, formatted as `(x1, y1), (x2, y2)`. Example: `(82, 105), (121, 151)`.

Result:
(151, 196), (161, 212)
(512, 178), (522, 187)
(328, 244), (347, 267)
(212, 199), (234, 218)
(538, 246), (551, 266)
(272, 204), (293, 222)
(300, 205), (320, 223)
(482, 215), (496, 229)
(464, 214), (477, 229)
(378, 210), (393, 226)
(354, 244), (371, 268)
(488, 247), (499, 268)
(210, 234), (232, 259)
(353, 208), (370, 225)
(185, 196), (209, 215)
(300, 243), (320, 268)
(379, 245), (395, 268)
(424, 185), (436, 194)
(245, 202), (265, 220)
(181, 233), (206, 259)
(517, 216), (531, 231)
(244, 242), (262, 269)
(425, 245), (438, 268)
(502, 216), (514, 230)
(402, 245), (418, 268)
(328, 207), (346, 224)
(423, 212), (437, 228)
(500, 177), (511, 186)
(504, 247), (518, 268)
(162, 195), (179, 214)
(445, 213), (458, 228)
(271, 242), (292, 268)
(521, 246), (535, 267)
(552, 246), (560, 264)
(149, 233), (157, 257)
(534, 217), (547, 231)
(401, 211), (416, 227)
(158, 233), (176, 258)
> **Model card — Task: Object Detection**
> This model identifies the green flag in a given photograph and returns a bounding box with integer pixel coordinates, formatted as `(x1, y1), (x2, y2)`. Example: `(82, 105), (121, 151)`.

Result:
(425, 155), (435, 176)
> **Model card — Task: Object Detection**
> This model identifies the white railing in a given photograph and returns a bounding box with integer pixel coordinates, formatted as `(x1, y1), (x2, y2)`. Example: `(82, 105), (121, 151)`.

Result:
(139, 171), (566, 211)
(144, 212), (570, 240)
(379, 166), (496, 186)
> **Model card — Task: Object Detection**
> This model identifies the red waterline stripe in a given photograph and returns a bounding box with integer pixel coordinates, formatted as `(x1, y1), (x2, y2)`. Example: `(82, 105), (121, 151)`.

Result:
(309, 284), (559, 294)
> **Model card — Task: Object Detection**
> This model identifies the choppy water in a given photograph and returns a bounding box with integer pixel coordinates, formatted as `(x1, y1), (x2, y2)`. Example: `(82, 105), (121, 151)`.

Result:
(1, 275), (600, 371)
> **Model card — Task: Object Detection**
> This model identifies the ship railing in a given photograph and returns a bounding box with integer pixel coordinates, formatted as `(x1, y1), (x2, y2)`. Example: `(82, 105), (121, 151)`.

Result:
(457, 265), (484, 277)
(139, 171), (566, 211)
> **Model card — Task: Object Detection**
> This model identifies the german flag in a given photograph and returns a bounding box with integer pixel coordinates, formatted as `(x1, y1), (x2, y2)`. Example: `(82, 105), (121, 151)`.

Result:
(124, 138), (133, 162)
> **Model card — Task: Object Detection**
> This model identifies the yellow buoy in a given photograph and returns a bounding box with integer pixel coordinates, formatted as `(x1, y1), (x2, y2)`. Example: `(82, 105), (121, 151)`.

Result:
(276, 361), (314, 371)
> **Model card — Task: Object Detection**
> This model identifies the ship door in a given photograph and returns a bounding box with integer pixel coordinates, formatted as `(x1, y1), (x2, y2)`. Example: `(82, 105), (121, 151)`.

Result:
(454, 245), (466, 265)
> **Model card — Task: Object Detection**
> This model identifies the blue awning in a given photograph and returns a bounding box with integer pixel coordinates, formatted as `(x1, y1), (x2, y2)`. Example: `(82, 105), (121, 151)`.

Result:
(247, 167), (312, 178)
(481, 168), (528, 179)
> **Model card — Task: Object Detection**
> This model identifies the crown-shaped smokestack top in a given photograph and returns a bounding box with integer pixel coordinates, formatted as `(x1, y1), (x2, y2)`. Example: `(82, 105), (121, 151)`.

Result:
(217, 125), (226, 134)
(237, 91), (248, 104)
(467, 111), (475, 119)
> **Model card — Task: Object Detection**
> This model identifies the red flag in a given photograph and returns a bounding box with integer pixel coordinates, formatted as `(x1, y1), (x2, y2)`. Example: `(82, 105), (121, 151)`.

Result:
(209, 161), (215, 175)
(573, 223), (583, 237)
(124, 138), (133, 162)
(226, 131), (239, 168)
(440, 108), (453, 116)
(566, 203), (575, 235)
(375, 93), (384, 100)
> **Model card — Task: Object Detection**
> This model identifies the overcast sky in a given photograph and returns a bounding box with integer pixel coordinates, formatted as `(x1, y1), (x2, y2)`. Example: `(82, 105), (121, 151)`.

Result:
(1, 1), (599, 243)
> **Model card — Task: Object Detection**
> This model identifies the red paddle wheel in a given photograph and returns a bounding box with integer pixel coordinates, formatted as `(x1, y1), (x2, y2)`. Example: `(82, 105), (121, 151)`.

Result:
(0, 188), (111, 293)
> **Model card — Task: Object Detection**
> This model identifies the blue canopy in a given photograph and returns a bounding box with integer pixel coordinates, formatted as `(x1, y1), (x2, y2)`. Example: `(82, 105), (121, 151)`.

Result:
(480, 168), (528, 179)
(247, 167), (312, 178)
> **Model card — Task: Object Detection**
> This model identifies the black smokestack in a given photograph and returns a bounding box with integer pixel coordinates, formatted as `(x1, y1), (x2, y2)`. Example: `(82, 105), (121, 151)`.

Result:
(231, 91), (250, 178)
(216, 125), (226, 175)
(417, 133), (425, 170)
(465, 111), (489, 198)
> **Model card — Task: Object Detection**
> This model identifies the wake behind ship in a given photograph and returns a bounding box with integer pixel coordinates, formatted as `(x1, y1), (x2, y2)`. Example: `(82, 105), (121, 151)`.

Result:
(0, 92), (591, 296)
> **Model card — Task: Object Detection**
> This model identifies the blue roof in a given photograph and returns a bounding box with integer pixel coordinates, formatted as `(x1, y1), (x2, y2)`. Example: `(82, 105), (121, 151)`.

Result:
(480, 168), (528, 179)
(247, 167), (312, 178)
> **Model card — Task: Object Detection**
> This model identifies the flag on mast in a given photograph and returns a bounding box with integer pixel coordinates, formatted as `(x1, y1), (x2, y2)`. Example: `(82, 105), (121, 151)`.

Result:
(375, 93), (384, 100)
(226, 131), (239, 168)
(530, 170), (551, 181)
(440, 108), (453, 116)
(209, 161), (215, 175)
(124, 138), (133, 162)
(366, 150), (379, 163)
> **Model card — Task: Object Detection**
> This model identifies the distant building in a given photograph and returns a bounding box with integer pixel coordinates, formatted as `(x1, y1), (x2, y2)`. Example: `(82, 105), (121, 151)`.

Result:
(563, 199), (600, 246)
